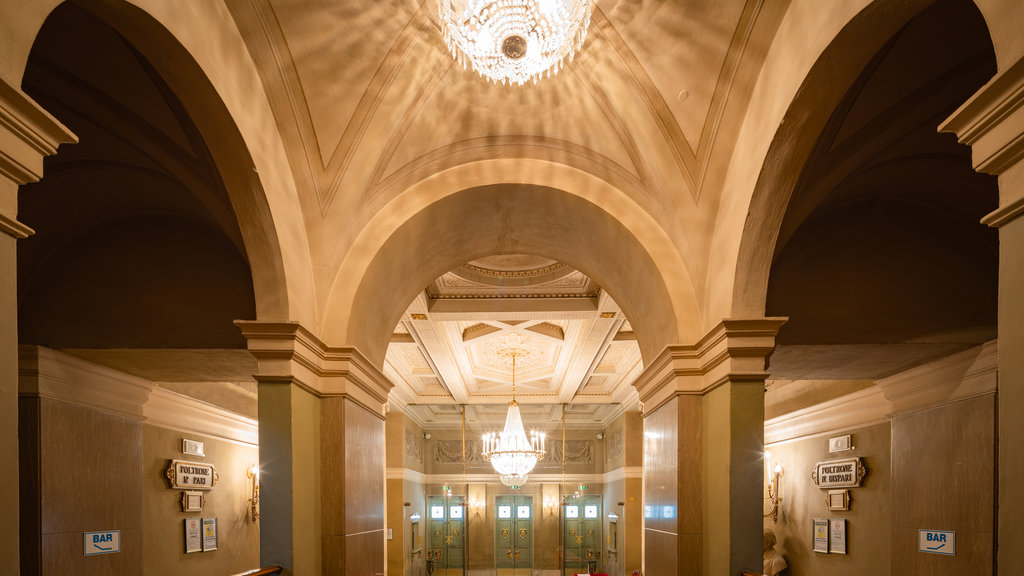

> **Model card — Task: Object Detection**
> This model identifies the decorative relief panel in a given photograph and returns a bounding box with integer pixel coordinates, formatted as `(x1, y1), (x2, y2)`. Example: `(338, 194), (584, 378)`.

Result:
(435, 439), (484, 464)
(405, 429), (423, 463)
(550, 440), (594, 464)
(606, 429), (624, 469)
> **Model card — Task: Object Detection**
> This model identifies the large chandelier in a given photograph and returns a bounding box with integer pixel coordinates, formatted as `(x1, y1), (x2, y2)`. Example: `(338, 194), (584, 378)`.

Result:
(481, 350), (546, 486)
(439, 0), (594, 86)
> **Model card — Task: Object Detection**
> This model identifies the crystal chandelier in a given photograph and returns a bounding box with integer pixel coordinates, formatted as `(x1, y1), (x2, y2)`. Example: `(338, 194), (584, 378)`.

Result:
(482, 351), (546, 486)
(439, 0), (594, 86)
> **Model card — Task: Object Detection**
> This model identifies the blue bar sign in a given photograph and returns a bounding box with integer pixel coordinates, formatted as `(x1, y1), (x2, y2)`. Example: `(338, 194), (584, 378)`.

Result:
(84, 530), (121, 556)
(918, 529), (955, 556)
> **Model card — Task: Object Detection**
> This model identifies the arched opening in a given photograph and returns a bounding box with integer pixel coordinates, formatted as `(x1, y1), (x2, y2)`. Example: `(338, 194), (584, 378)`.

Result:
(15, 5), (279, 575)
(743, 0), (998, 573)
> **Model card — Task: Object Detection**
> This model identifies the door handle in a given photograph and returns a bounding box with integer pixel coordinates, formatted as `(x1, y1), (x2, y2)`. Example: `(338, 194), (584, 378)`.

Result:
(507, 549), (513, 560)
(515, 548), (521, 559)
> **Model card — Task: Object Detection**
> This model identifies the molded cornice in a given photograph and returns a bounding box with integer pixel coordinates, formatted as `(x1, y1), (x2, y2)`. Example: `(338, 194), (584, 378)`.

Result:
(941, 56), (1024, 227)
(235, 320), (393, 418)
(0, 80), (76, 185)
(18, 345), (153, 421)
(632, 317), (787, 414)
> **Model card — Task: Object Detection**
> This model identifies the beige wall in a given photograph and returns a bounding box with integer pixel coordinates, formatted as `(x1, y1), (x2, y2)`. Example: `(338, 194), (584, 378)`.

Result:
(142, 425), (259, 576)
(764, 422), (891, 576)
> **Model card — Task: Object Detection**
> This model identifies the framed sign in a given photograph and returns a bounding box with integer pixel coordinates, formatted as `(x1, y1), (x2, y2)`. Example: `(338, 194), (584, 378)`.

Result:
(830, 519), (847, 554)
(826, 489), (850, 511)
(165, 460), (218, 491)
(184, 519), (202, 554)
(201, 517), (218, 551)
(181, 491), (205, 513)
(812, 457), (867, 489)
(813, 518), (829, 553)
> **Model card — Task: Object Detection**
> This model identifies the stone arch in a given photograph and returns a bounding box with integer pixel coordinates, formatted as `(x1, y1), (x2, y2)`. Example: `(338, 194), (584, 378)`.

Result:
(16, 0), (313, 325)
(323, 159), (701, 367)
(724, 0), (994, 319)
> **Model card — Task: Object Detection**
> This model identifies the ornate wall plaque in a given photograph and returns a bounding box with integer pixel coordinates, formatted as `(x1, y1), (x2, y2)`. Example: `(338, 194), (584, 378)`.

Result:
(165, 459), (219, 490)
(811, 457), (867, 489)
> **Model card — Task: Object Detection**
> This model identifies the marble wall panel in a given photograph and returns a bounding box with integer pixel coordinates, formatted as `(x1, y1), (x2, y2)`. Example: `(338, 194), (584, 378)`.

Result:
(891, 395), (994, 576)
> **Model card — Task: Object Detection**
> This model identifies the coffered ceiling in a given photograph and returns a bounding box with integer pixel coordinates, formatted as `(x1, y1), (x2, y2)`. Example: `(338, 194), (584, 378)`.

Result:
(384, 255), (642, 429)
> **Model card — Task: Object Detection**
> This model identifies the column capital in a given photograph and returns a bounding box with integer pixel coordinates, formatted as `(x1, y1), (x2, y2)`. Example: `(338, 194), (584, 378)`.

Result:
(0, 80), (76, 237)
(940, 56), (1024, 227)
(633, 317), (787, 414)
(235, 321), (393, 419)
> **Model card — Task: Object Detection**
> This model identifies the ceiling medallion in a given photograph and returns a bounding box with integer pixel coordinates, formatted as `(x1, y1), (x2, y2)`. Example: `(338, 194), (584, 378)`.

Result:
(439, 0), (594, 86)
(481, 340), (546, 486)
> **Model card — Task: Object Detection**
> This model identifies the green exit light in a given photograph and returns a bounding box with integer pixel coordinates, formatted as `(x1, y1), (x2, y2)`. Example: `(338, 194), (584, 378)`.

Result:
(442, 484), (450, 491)
(578, 485), (587, 491)
(512, 485), (520, 490)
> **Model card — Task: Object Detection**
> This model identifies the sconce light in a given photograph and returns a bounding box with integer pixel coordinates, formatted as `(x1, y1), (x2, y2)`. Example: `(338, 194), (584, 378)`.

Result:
(247, 464), (260, 522)
(764, 451), (783, 523)
(468, 497), (485, 518)
(543, 495), (559, 517)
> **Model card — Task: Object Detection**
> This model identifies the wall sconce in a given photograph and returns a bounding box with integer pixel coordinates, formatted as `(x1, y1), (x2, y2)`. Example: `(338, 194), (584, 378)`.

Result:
(543, 495), (559, 517)
(468, 497), (485, 518)
(764, 451), (783, 523)
(247, 464), (260, 522)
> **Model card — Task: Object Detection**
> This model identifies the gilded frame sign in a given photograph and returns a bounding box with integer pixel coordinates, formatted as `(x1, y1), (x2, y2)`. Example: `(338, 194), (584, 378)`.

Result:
(811, 457), (867, 489)
(165, 459), (219, 490)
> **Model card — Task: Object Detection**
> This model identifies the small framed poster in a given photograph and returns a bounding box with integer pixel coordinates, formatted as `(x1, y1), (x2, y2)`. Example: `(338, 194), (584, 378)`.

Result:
(184, 518), (202, 554)
(201, 517), (218, 551)
(813, 518), (829, 553)
(830, 518), (847, 554)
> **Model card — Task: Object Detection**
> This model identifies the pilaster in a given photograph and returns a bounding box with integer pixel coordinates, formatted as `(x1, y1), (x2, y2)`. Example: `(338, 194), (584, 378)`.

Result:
(236, 321), (392, 576)
(0, 79), (75, 576)
(636, 318), (785, 576)
(941, 54), (1024, 575)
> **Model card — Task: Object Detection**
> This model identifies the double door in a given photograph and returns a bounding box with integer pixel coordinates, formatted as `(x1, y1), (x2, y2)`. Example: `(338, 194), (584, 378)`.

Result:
(563, 495), (601, 574)
(495, 495), (532, 573)
(427, 495), (465, 575)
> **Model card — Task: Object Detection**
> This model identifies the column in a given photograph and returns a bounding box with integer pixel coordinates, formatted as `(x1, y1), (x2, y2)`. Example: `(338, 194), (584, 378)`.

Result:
(237, 321), (393, 576)
(940, 54), (1024, 575)
(633, 318), (785, 576)
(0, 79), (76, 574)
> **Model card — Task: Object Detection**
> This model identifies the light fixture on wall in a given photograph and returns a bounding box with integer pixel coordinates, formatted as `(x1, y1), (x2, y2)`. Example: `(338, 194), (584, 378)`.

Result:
(468, 496), (485, 518)
(438, 0), (593, 86)
(247, 463), (260, 522)
(543, 495), (559, 517)
(482, 343), (546, 486)
(764, 451), (783, 524)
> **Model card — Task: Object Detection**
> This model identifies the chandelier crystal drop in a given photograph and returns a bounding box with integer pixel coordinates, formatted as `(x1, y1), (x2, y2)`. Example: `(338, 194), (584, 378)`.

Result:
(439, 0), (594, 86)
(482, 353), (546, 485)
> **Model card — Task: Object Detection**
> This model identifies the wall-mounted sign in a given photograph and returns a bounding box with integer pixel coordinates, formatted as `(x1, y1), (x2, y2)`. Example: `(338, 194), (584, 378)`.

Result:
(202, 517), (218, 551)
(181, 491), (205, 512)
(182, 438), (205, 456)
(919, 530), (955, 556)
(184, 519), (202, 554)
(812, 519), (829, 553)
(84, 530), (120, 556)
(165, 460), (218, 490)
(829, 519), (847, 554)
(812, 457), (867, 489)
(826, 489), (850, 511)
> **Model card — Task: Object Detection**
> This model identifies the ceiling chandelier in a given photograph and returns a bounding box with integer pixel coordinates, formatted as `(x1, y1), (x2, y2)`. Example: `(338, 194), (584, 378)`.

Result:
(481, 347), (546, 486)
(438, 0), (594, 86)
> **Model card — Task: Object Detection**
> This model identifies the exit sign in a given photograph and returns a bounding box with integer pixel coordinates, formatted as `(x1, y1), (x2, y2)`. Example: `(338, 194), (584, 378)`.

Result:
(578, 485), (587, 491)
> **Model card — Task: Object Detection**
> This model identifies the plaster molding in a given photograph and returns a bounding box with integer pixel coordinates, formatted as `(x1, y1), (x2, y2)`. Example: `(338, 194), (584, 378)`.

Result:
(18, 345), (153, 421)
(384, 471), (618, 485)
(764, 386), (891, 446)
(877, 340), (997, 416)
(633, 318), (787, 413)
(604, 466), (643, 482)
(0, 80), (77, 187)
(0, 211), (33, 239)
(144, 387), (259, 447)
(940, 55), (1024, 177)
(235, 321), (394, 419)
